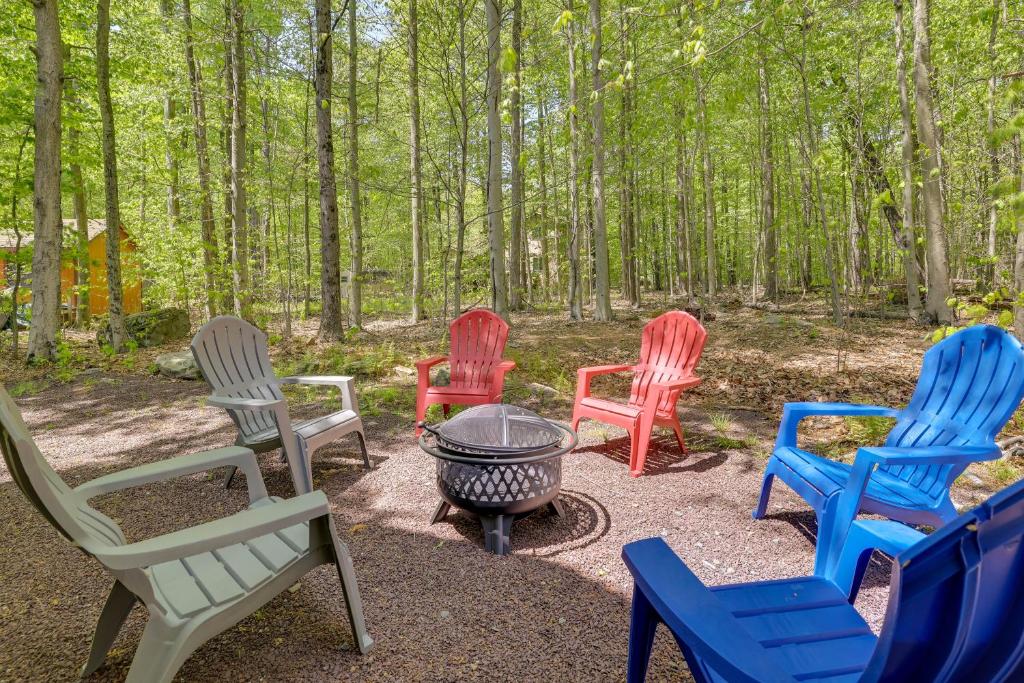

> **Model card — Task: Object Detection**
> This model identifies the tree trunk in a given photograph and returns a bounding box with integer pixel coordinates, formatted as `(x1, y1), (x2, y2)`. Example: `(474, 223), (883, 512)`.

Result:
(985, 0), (1000, 289)
(347, 0), (363, 329)
(912, 0), (952, 323)
(894, 0), (923, 318)
(453, 0), (470, 315)
(1013, 89), (1024, 336)
(230, 0), (252, 320)
(314, 0), (343, 338)
(508, 0), (524, 310)
(564, 5), (583, 320)
(97, 0), (128, 352)
(758, 44), (777, 302)
(27, 0), (63, 361)
(587, 0), (611, 320)
(485, 0), (508, 317)
(538, 95), (551, 302)
(695, 70), (716, 300)
(183, 0), (219, 319)
(67, 76), (90, 328)
(160, 0), (181, 231)
(221, 3), (235, 313)
(409, 0), (426, 320)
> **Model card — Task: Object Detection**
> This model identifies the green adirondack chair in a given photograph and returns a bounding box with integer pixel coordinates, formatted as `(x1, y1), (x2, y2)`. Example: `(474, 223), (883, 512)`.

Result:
(0, 386), (373, 682)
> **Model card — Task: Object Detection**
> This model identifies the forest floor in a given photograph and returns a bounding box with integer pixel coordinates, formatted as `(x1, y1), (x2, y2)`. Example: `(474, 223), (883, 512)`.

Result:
(1, 295), (1021, 681)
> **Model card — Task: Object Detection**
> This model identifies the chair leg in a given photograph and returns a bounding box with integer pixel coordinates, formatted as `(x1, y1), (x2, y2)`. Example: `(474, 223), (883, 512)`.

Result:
(124, 619), (188, 683)
(327, 524), (374, 654)
(570, 413), (582, 433)
(415, 396), (429, 436)
(81, 581), (137, 678)
(442, 404), (451, 418)
(752, 471), (775, 520)
(223, 466), (238, 489)
(670, 418), (688, 454)
(628, 428), (641, 476)
(626, 585), (660, 683)
(632, 417), (656, 478)
(355, 431), (372, 470)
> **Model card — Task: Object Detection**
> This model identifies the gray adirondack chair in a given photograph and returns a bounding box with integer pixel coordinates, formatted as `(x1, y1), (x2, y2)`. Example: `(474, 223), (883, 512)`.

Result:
(0, 385), (373, 683)
(192, 316), (371, 496)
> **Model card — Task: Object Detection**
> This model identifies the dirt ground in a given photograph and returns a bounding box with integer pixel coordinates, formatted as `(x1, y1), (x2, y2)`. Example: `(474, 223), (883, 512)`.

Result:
(0, 300), (1017, 681)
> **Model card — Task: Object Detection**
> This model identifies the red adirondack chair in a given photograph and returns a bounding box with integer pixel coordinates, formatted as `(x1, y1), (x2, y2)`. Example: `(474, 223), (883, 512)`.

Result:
(415, 309), (516, 435)
(572, 311), (706, 477)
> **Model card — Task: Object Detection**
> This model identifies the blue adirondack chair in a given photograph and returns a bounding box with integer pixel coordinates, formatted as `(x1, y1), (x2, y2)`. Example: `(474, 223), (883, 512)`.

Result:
(754, 324), (1024, 573)
(622, 477), (1024, 682)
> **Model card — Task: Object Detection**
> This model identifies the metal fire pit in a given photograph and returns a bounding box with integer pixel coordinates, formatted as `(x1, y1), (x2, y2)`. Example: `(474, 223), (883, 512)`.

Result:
(418, 404), (577, 555)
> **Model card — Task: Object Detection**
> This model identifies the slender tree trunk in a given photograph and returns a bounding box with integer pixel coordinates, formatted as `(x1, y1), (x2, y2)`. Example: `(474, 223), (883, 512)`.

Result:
(565, 4), (582, 320)
(985, 0), (1000, 289)
(160, 0), (181, 232)
(758, 58), (777, 302)
(314, 0), (342, 338)
(695, 70), (716, 300)
(589, 0), (611, 320)
(27, 0), (63, 361)
(303, 20), (313, 319)
(230, 0), (252, 319)
(894, 0), (923, 318)
(221, 3), (235, 312)
(453, 0), (470, 315)
(183, 0), (219, 319)
(347, 0), (363, 329)
(485, 0), (507, 316)
(508, 0), (524, 310)
(67, 77), (90, 327)
(97, 0), (128, 351)
(409, 0), (426, 320)
(912, 0), (951, 323)
(1013, 89), (1024, 336)
(538, 95), (551, 302)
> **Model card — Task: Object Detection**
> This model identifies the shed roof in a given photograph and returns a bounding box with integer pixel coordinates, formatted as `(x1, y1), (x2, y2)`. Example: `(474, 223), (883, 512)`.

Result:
(0, 219), (115, 250)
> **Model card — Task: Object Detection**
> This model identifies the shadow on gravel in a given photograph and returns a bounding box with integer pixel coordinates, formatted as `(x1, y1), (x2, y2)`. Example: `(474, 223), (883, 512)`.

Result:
(434, 489), (613, 558)
(574, 434), (730, 477)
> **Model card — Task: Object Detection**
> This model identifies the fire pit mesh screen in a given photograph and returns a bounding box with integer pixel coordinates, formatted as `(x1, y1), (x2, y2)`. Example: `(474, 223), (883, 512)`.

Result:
(436, 459), (560, 504)
(432, 404), (562, 453)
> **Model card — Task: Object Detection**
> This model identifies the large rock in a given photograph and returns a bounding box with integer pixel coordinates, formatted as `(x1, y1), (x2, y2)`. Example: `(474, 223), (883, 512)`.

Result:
(97, 307), (190, 348)
(155, 350), (200, 380)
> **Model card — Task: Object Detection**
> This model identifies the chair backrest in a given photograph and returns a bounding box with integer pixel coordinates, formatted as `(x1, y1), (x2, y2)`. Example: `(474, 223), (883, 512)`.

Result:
(0, 386), (127, 554)
(882, 325), (1024, 494)
(191, 315), (284, 441)
(629, 311), (707, 413)
(447, 309), (510, 391)
(866, 476), (1024, 682)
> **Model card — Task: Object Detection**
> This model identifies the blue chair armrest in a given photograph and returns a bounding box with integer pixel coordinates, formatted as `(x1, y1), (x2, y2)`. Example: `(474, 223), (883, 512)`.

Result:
(856, 445), (1001, 466)
(827, 519), (926, 598)
(776, 402), (900, 448)
(622, 538), (794, 683)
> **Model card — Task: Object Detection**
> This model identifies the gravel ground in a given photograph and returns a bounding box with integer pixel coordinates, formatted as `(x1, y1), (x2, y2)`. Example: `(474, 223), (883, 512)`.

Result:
(0, 368), (898, 683)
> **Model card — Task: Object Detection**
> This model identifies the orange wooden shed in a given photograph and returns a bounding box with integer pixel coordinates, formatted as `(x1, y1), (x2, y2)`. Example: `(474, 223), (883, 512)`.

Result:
(0, 219), (142, 317)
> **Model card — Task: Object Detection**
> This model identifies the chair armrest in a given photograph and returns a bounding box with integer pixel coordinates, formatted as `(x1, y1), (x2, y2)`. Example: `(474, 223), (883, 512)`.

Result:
(827, 519), (925, 599)
(856, 444), (1001, 466)
(415, 355), (448, 370)
(776, 402), (900, 448)
(74, 446), (269, 503)
(575, 364), (635, 402)
(651, 376), (702, 394)
(280, 375), (359, 414)
(491, 359), (516, 383)
(622, 538), (794, 682)
(206, 395), (287, 411)
(94, 492), (332, 571)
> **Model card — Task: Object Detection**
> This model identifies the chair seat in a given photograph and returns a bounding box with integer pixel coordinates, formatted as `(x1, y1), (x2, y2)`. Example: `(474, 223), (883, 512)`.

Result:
(773, 446), (940, 512)
(149, 498), (310, 619)
(244, 409), (360, 448)
(579, 397), (642, 421)
(424, 384), (491, 398)
(705, 576), (876, 682)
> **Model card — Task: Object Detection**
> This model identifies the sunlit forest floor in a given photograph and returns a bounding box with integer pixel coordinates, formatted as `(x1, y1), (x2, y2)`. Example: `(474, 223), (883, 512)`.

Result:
(2, 294), (1021, 680)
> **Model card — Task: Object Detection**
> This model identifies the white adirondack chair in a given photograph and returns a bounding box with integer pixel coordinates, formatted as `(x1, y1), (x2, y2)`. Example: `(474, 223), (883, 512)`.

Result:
(191, 316), (371, 496)
(0, 386), (373, 683)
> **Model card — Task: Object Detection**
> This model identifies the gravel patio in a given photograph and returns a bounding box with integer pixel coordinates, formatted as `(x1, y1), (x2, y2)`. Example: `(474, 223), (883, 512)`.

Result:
(6, 308), (1009, 682)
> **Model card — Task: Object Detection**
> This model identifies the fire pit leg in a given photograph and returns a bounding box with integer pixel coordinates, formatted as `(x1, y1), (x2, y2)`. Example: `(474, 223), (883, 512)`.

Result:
(548, 498), (566, 519)
(430, 501), (451, 524)
(481, 514), (514, 555)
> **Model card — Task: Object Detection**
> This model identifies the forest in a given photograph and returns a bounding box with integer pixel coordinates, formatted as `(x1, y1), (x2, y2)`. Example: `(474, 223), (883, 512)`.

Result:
(2, 0), (1024, 360)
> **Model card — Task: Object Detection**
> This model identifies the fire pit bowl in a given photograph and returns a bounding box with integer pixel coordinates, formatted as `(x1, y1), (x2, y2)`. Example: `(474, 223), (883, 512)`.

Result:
(418, 404), (577, 555)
